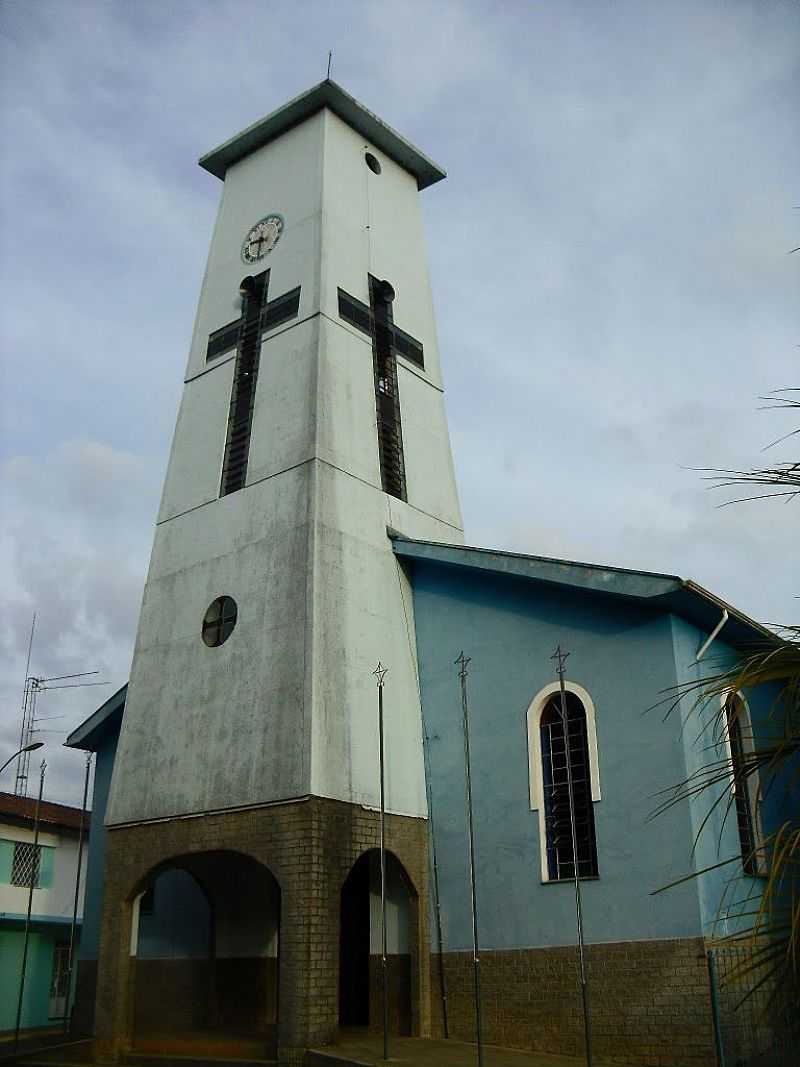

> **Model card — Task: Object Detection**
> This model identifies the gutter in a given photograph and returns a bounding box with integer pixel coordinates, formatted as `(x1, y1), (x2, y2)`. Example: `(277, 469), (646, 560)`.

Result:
(695, 608), (729, 662)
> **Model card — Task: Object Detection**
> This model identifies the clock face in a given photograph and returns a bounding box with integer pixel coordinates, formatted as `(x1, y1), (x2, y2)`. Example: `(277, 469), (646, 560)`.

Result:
(241, 214), (284, 263)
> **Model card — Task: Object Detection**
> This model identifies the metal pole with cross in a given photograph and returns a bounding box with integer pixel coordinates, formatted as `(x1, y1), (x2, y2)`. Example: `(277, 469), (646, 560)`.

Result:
(373, 661), (390, 1061)
(456, 652), (484, 1067)
(64, 750), (93, 1032)
(14, 759), (46, 1052)
(551, 645), (592, 1067)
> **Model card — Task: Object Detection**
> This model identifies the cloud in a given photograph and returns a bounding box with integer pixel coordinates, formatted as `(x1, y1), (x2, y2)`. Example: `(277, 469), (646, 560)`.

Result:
(0, 440), (160, 803)
(1, 0), (797, 803)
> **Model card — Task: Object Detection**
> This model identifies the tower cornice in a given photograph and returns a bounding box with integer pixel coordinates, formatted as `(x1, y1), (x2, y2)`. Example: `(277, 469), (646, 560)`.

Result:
(198, 79), (446, 189)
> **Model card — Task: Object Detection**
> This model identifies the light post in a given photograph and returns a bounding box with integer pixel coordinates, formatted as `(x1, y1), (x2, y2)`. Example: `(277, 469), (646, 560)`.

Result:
(0, 741), (44, 778)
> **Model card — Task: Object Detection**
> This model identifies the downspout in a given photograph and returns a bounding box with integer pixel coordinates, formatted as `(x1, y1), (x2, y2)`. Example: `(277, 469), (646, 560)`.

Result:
(695, 608), (729, 663)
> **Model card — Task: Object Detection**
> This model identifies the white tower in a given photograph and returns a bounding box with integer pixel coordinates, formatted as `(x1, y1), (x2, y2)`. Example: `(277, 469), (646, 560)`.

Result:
(106, 81), (463, 828)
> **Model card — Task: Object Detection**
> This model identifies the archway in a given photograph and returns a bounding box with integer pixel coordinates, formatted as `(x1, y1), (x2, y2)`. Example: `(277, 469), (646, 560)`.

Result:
(339, 850), (415, 1035)
(130, 850), (280, 1054)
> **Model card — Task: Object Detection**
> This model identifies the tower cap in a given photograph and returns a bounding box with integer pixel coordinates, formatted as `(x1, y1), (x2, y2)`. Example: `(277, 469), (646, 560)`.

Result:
(199, 79), (446, 190)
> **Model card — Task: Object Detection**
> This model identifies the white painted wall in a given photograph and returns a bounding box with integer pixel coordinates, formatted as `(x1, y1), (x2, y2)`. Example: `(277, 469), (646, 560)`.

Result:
(107, 99), (463, 825)
(0, 822), (85, 920)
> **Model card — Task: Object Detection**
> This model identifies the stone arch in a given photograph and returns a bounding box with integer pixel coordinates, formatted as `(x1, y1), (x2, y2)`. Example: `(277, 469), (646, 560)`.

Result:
(127, 849), (281, 1056)
(339, 848), (418, 1036)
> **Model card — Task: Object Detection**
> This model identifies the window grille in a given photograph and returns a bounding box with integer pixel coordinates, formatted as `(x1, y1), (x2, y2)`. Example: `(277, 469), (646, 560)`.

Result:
(370, 278), (406, 500)
(540, 694), (598, 880)
(202, 596), (238, 647)
(206, 319), (242, 362)
(220, 272), (268, 496)
(725, 696), (759, 876)
(50, 944), (70, 1000)
(207, 286), (301, 364)
(338, 289), (372, 335)
(11, 841), (42, 888)
(263, 286), (301, 331)
(337, 288), (424, 370)
(391, 323), (424, 369)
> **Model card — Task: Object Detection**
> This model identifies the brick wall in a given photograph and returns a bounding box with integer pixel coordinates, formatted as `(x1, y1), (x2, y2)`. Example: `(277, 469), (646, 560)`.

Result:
(92, 797), (429, 1065)
(429, 938), (716, 1067)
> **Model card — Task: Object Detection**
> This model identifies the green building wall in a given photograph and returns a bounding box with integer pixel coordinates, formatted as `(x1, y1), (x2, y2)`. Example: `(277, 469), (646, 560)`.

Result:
(0, 928), (56, 1031)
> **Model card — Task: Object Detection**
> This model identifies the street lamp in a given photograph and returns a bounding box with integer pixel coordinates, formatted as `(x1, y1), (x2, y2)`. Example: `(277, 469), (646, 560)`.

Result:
(0, 741), (44, 777)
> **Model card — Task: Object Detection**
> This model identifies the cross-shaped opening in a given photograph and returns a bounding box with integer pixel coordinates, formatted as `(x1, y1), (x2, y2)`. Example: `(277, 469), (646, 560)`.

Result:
(338, 277), (426, 501)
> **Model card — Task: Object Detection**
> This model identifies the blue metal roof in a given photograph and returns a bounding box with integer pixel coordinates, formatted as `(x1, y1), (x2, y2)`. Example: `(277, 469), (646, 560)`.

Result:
(199, 79), (446, 189)
(65, 684), (126, 752)
(391, 537), (772, 650)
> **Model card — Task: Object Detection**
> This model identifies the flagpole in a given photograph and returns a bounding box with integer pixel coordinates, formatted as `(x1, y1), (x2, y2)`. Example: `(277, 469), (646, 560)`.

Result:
(551, 645), (592, 1067)
(456, 652), (484, 1067)
(373, 662), (390, 1061)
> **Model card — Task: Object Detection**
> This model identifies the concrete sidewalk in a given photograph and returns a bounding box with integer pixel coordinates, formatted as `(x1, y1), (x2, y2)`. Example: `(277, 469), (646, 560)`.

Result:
(307, 1034), (616, 1067)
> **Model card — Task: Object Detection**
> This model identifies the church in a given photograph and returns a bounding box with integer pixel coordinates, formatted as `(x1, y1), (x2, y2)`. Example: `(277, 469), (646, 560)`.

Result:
(64, 81), (783, 1067)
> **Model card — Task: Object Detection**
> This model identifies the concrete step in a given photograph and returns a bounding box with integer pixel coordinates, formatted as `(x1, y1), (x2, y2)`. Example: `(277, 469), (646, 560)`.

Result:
(123, 1055), (276, 1067)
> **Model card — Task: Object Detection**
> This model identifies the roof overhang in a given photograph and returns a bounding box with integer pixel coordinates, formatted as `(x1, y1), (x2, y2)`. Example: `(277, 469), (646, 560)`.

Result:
(65, 683), (127, 751)
(199, 79), (446, 190)
(392, 537), (773, 650)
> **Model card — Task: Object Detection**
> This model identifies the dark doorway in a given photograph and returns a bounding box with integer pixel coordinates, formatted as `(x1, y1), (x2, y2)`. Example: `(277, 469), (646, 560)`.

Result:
(339, 853), (370, 1026)
(131, 851), (280, 1058)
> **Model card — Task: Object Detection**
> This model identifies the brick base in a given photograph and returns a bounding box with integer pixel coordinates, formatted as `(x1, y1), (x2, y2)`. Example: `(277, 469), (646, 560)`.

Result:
(92, 797), (429, 1061)
(430, 938), (716, 1067)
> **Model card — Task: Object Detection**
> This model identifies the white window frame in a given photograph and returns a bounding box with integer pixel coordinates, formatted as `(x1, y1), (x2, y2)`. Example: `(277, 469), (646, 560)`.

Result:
(721, 691), (767, 876)
(526, 681), (601, 882)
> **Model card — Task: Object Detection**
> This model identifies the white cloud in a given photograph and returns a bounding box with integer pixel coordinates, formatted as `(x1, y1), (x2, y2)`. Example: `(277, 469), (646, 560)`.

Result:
(0, 0), (797, 801)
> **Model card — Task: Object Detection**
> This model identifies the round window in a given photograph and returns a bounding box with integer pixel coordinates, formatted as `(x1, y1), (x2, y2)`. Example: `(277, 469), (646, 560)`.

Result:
(365, 152), (381, 175)
(202, 596), (238, 647)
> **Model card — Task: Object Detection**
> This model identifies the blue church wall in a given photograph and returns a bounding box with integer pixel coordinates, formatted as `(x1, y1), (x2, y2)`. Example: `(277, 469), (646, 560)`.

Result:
(409, 561), (704, 953)
(79, 728), (118, 962)
(137, 869), (211, 959)
(670, 616), (785, 936)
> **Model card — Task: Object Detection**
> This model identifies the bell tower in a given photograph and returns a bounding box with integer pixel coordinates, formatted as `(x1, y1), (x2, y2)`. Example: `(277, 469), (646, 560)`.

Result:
(96, 82), (461, 1062)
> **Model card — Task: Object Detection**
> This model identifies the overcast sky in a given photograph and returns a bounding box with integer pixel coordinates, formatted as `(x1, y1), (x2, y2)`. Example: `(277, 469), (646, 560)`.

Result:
(1, 0), (798, 806)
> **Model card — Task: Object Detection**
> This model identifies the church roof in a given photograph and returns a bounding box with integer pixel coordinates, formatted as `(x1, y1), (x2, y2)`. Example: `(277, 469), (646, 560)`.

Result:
(65, 683), (126, 752)
(199, 79), (446, 189)
(391, 537), (773, 650)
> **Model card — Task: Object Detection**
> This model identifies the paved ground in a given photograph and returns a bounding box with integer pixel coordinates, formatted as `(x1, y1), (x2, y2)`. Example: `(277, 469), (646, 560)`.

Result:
(309, 1033), (615, 1067)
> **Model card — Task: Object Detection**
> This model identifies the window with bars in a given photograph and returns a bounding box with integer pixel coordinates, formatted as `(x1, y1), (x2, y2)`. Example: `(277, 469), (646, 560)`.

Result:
(219, 272), (269, 496)
(337, 288), (425, 370)
(725, 694), (762, 876)
(207, 287), (301, 364)
(11, 841), (42, 887)
(202, 596), (238, 647)
(370, 278), (406, 500)
(540, 693), (599, 881)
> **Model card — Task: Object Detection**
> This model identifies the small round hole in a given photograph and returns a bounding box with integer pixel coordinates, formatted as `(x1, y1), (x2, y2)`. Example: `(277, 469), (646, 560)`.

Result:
(202, 595), (238, 647)
(365, 152), (381, 175)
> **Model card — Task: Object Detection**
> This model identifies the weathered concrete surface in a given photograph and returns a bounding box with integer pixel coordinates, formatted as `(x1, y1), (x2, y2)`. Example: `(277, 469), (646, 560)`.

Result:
(106, 102), (462, 828)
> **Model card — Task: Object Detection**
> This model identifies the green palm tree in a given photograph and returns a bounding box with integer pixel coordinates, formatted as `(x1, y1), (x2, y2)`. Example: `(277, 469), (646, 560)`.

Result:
(655, 391), (799, 1000)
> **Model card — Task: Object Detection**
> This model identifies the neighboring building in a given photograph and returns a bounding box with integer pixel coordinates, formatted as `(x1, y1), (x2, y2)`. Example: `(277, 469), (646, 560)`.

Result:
(0, 790), (88, 1031)
(63, 79), (794, 1067)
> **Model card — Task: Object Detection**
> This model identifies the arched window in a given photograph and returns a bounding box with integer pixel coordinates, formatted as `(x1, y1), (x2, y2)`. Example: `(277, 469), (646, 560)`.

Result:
(527, 682), (601, 882)
(723, 693), (763, 877)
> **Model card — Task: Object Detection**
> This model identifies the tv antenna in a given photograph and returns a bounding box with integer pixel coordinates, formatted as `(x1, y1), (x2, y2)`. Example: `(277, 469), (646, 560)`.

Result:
(13, 614), (108, 795)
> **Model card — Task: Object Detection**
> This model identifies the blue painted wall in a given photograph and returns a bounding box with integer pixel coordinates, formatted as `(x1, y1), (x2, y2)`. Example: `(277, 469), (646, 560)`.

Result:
(410, 561), (705, 951)
(137, 869), (211, 959)
(79, 729), (118, 961)
(670, 616), (780, 936)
